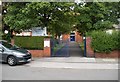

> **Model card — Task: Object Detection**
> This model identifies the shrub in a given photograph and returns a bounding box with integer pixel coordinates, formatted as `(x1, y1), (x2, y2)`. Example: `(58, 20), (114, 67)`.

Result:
(91, 30), (120, 53)
(2, 34), (11, 42)
(14, 36), (44, 50)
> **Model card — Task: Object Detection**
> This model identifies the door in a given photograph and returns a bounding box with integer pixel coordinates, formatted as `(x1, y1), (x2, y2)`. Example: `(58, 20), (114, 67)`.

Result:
(70, 36), (75, 41)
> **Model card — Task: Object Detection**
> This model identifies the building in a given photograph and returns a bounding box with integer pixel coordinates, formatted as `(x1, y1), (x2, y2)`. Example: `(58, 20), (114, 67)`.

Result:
(14, 27), (48, 36)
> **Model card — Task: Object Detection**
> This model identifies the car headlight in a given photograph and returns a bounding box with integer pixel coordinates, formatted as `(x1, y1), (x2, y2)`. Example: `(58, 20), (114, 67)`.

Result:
(27, 50), (31, 53)
(13, 52), (25, 57)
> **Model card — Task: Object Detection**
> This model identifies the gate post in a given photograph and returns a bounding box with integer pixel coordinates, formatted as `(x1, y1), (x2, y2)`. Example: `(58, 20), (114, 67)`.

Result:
(43, 38), (51, 57)
(83, 36), (87, 57)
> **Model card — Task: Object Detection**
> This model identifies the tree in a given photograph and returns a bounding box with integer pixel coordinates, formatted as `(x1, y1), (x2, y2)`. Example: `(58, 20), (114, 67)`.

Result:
(3, 2), (77, 43)
(74, 2), (120, 56)
(48, 2), (76, 39)
(3, 2), (40, 33)
(74, 2), (118, 35)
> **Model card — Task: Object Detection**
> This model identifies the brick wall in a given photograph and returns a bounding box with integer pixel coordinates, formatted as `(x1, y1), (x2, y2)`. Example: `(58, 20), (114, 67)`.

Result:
(62, 32), (83, 43)
(29, 50), (44, 57)
(75, 32), (83, 43)
(95, 50), (120, 58)
(11, 38), (51, 57)
(62, 34), (70, 42)
(86, 37), (120, 58)
(86, 37), (94, 57)
(44, 47), (51, 57)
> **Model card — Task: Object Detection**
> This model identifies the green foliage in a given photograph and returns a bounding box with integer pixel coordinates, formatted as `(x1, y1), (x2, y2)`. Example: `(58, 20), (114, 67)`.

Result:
(74, 2), (119, 34)
(93, 21), (113, 30)
(91, 30), (120, 53)
(2, 32), (11, 42)
(3, 2), (76, 38)
(14, 36), (44, 50)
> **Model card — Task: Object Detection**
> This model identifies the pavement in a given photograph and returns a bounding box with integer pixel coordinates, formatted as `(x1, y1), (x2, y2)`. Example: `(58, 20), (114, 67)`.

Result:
(24, 57), (119, 69)
(24, 42), (119, 69)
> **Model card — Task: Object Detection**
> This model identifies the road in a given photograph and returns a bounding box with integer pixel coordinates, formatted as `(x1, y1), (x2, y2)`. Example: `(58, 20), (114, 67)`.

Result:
(1, 63), (118, 80)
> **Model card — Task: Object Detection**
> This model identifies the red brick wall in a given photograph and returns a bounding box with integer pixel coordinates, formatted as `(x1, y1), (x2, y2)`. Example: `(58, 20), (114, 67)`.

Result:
(86, 37), (94, 57)
(62, 32), (83, 43)
(95, 50), (120, 58)
(75, 32), (83, 43)
(29, 50), (44, 57)
(11, 38), (51, 57)
(86, 37), (120, 58)
(44, 47), (51, 57)
(62, 34), (70, 42)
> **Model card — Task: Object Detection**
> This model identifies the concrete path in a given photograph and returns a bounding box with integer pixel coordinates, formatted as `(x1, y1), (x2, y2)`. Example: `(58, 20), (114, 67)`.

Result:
(55, 42), (83, 57)
(69, 42), (83, 57)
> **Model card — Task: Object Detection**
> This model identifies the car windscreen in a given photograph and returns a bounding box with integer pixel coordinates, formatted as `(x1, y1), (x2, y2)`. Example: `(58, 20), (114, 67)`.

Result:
(2, 41), (19, 50)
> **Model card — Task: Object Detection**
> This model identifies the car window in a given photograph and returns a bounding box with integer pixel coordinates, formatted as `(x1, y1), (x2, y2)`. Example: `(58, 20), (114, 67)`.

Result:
(2, 42), (13, 49)
(0, 44), (3, 52)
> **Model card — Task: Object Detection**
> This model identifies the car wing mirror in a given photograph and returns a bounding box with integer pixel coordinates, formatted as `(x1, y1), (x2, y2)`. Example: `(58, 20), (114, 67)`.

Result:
(0, 48), (4, 52)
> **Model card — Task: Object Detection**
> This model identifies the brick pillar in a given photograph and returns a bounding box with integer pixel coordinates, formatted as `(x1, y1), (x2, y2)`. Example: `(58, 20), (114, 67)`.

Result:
(86, 37), (94, 57)
(43, 38), (51, 57)
(11, 39), (14, 45)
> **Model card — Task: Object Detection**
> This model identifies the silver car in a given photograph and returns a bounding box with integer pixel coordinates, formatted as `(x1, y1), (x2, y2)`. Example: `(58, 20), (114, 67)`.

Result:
(0, 40), (32, 66)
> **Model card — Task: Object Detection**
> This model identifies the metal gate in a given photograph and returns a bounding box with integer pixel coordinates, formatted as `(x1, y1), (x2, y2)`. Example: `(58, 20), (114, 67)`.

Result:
(51, 39), (69, 57)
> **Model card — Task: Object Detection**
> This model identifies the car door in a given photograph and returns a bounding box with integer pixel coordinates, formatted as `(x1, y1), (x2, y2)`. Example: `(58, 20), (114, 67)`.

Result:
(0, 45), (9, 62)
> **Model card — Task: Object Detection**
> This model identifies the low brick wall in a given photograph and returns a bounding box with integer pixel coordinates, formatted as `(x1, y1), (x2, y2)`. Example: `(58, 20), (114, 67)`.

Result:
(29, 50), (44, 57)
(95, 50), (120, 58)
(86, 37), (120, 58)
(11, 38), (51, 57)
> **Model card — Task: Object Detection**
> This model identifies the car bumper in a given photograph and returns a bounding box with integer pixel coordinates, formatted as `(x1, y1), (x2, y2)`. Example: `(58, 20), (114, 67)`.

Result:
(17, 57), (32, 63)
(18, 58), (32, 63)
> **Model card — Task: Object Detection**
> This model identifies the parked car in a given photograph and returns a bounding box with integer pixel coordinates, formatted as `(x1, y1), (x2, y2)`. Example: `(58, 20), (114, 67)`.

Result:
(0, 40), (32, 66)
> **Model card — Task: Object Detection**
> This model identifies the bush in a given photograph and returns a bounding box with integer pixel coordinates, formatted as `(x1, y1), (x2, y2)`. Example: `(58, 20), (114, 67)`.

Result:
(2, 34), (11, 42)
(91, 30), (120, 53)
(14, 36), (44, 50)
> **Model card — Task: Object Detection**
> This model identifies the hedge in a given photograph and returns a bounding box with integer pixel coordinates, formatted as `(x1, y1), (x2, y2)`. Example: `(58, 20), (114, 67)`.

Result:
(14, 36), (44, 50)
(91, 30), (120, 53)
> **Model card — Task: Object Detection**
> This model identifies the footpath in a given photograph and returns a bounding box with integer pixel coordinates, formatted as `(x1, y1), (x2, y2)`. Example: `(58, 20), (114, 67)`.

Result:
(25, 57), (119, 69)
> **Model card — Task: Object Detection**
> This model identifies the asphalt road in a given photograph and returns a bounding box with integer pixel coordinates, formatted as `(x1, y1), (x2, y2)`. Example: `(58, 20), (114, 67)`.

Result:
(1, 63), (118, 80)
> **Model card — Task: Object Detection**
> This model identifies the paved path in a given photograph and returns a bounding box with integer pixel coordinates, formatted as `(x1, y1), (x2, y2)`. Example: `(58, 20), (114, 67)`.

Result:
(54, 43), (69, 57)
(54, 42), (83, 57)
(69, 42), (83, 57)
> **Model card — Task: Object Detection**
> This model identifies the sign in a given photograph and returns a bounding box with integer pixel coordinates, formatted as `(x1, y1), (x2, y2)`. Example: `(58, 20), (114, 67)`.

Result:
(32, 27), (47, 36)
(44, 40), (50, 47)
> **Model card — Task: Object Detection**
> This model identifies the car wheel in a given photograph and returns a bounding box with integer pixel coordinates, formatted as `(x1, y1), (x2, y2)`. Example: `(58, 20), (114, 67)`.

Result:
(7, 56), (17, 66)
